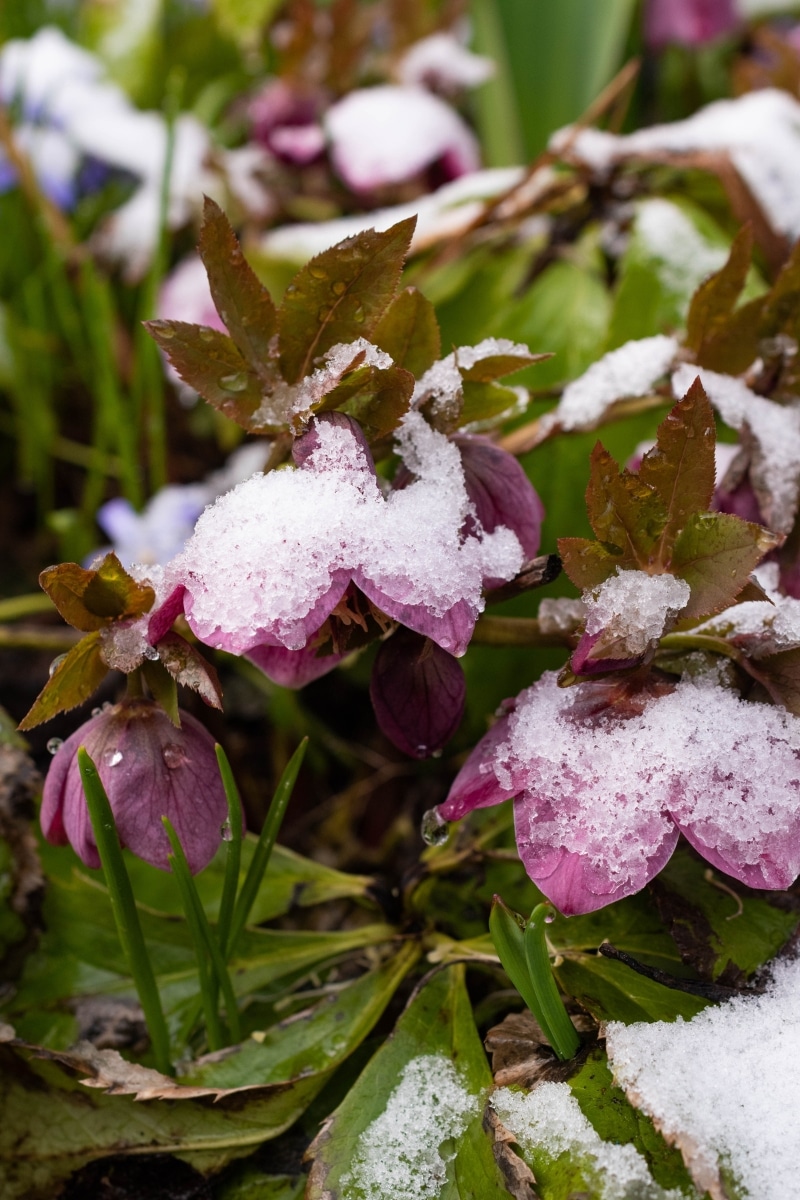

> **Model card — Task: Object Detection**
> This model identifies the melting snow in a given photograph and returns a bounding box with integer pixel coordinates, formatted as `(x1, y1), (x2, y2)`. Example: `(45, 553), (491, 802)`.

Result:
(340, 1053), (477, 1199)
(584, 570), (691, 655)
(607, 955), (800, 1200)
(492, 1083), (685, 1200)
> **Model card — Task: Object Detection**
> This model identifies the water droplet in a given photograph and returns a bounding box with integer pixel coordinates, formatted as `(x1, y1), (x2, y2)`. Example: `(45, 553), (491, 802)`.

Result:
(544, 910), (556, 924)
(47, 737), (63, 755)
(220, 372), (248, 393)
(331, 280), (346, 296)
(431, 748), (443, 760)
(416, 744), (428, 756)
(309, 264), (327, 280)
(92, 707), (102, 717)
(49, 654), (67, 677)
(220, 819), (233, 842)
(162, 743), (188, 769)
(199, 327), (216, 342)
(157, 325), (175, 339)
(103, 749), (123, 767)
(353, 305), (365, 324)
(421, 807), (449, 847)
(143, 643), (159, 661)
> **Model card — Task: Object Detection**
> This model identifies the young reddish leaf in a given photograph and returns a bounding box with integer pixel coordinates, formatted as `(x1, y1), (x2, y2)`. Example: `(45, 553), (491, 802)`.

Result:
(277, 217), (416, 383)
(141, 659), (180, 725)
(671, 513), (781, 619)
(372, 286), (441, 377)
(459, 349), (549, 383)
(639, 379), (716, 559)
(747, 647), (800, 716)
(18, 632), (107, 730)
(155, 631), (223, 709)
(319, 363), (414, 441)
(585, 444), (667, 565)
(685, 224), (753, 355)
(144, 321), (266, 430)
(759, 236), (800, 342)
(198, 196), (277, 376)
(40, 554), (154, 631)
(558, 538), (618, 590)
(695, 295), (764, 375)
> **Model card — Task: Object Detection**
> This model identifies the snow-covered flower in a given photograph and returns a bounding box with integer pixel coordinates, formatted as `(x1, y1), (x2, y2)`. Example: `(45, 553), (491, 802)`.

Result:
(41, 700), (229, 874)
(438, 671), (800, 914)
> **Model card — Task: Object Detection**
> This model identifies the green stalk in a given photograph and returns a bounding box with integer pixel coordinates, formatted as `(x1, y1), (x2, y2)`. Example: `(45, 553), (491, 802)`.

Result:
(78, 748), (173, 1075)
(161, 819), (232, 1049)
(215, 744), (243, 958)
(524, 904), (580, 1061)
(227, 738), (308, 956)
(0, 594), (57, 621)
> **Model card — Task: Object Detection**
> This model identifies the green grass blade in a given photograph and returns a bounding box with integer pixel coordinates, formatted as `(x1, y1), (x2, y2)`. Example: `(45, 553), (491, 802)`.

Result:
(524, 903), (581, 1061)
(215, 743), (243, 958)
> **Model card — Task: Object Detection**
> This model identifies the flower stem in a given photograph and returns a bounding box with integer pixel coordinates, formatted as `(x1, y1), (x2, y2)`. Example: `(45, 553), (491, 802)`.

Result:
(0, 594), (55, 622)
(471, 616), (571, 648)
(162, 817), (241, 1048)
(215, 744), (243, 959)
(227, 738), (308, 957)
(78, 748), (173, 1075)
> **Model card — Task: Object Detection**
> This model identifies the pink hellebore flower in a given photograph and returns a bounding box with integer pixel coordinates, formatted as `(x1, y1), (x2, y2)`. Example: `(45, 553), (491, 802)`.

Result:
(41, 700), (229, 874)
(645, 0), (739, 49)
(438, 671), (800, 915)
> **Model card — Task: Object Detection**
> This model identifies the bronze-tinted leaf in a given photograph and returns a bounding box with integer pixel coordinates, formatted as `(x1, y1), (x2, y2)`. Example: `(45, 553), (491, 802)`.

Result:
(585, 443), (667, 565)
(321, 363), (414, 440)
(558, 537), (618, 590)
(638, 379), (716, 558)
(685, 223), (753, 356)
(372, 286), (440, 377)
(40, 554), (154, 630)
(746, 646), (800, 715)
(696, 294), (764, 375)
(141, 659), (180, 725)
(277, 217), (416, 383)
(18, 632), (107, 731)
(459, 349), (548, 383)
(145, 320), (266, 430)
(671, 512), (781, 619)
(198, 196), (277, 377)
(156, 631), (223, 710)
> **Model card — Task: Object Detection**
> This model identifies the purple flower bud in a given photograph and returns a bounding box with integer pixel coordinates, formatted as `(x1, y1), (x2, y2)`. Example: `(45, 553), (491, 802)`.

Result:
(645, 0), (739, 49)
(453, 435), (544, 579)
(41, 700), (230, 874)
(369, 628), (465, 758)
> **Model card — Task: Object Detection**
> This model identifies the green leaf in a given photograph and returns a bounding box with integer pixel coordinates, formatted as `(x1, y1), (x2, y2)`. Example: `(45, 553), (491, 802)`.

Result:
(554, 953), (708, 1024)
(584, 443), (667, 564)
(685, 223), (753, 356)
(145, 320), (265, 430)
(278, 218), (416, 383)
(40, 553), (154, 631)
(154, 631), (223, 709)
(460, 380), (525, 427)
(18, 633), (108, 731)
(671, 511), (781, 619)
(372, 286), (441, 377)
(141, 659), (180, 724)
(198, 196), (277, 376)
(638, 378), (716, 558)
(318, 362), (415, 441)
(656, 846), (798, 979)
(211, 0), (284, 44)
(306, 965), (510, 1199)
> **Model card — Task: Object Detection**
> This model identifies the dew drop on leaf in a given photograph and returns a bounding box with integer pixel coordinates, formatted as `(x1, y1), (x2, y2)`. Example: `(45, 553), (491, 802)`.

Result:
(332, 280), (346, 296)
(143, 644), (159, 661)
(220, 819), (233, 842)
(49, 654), (67, 677)
(46, 737), (63, 755)
(219, 372), (248, 393)
(199, 327), (216, 342)
(421, 807), (449, 847)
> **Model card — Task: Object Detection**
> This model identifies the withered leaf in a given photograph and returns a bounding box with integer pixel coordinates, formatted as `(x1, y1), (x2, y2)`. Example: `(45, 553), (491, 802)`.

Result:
(155, 631), (223, 710)
(198, 196), (277, 377)
(18, 632), (108, 731)
(277, 217), (416, 383)
(40, 553), (154, 631)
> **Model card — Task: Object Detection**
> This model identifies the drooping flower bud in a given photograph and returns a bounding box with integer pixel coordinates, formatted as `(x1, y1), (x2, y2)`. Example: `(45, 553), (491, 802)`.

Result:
(41, 700), (229, 874)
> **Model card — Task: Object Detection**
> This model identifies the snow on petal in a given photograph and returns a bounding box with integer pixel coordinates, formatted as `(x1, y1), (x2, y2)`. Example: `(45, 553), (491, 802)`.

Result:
(325, 85), (480, 192)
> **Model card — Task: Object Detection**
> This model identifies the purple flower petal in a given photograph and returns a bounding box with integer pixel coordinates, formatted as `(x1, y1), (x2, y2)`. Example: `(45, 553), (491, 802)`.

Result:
(369, 628), (466, 758)
(356, 575), (477, 656)
(293, 411), (376, 470)
(437, 706), (517, 820)
(514, 799), (681, 915)
(645, 0), (738, 49)
(42, 701), (230, 874)
(454, 434), (544, 579)
(148, 583), (187, 645)
(247, 641), (344, 688)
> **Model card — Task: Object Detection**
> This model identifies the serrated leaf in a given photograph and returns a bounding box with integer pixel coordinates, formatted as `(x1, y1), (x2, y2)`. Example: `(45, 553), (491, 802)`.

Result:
(695, 293), (764, 374)
(749, 646), (800, 715)
(759, 234), (800, 341)
(40, 554), (154, 631)
(372, 286), (441, 377)
(685, 223), (753, 355)
(145, 320), (266, 429)
(278, 218), (416, 383)
(557, 538), (618, 590)
(198, 196), (277, 377)
(141, 659), (180, 725)
(585, 443), (667, 564)
(459, 349), (547, 383)
(155, 631), (223, 710)
(317, 361), (414, 440)
(671, 512), (781, 619)
(638, 378), (716, 558)
(460, 380), (525, 427)
(18, 633), (108, 731)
